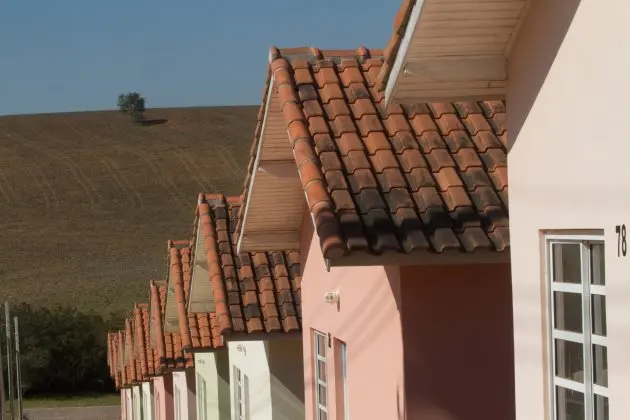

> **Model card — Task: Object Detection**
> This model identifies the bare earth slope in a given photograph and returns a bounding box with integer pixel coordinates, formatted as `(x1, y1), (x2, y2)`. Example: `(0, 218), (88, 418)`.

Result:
(0, 106), (258, 315)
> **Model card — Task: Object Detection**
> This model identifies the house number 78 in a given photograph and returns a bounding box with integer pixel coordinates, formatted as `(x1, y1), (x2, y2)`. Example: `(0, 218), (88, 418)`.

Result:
(615, 224), (627, 257)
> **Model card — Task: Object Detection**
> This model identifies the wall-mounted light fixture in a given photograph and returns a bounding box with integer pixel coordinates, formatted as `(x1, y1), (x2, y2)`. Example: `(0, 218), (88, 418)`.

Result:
(236, 344), (247, 355)
(324, 290), (340, 304)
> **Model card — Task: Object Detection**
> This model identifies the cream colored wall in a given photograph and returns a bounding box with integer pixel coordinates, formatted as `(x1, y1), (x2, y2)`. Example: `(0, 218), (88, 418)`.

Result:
(268, 339), (305, 420)
(172, 370), (196, 420)
(121, 389), (129, 420)
(228, 341), (273, 420)
(508, 0), (630, 419)
(132, 385), (142, 420)
(142, 382), (153, 420)
(125, 389), (133, 420)
(194, 351), (231, 419)
(228, 339), (305, 420)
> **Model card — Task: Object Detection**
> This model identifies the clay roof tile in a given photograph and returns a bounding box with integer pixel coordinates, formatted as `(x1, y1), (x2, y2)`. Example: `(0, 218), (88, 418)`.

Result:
(236, 46), (508, 258)
(192, 194), (301, 338)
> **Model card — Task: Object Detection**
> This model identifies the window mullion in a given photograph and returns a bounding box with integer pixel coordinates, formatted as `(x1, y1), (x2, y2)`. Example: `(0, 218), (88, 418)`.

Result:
(548, 241), (559, 420)
(582, 242), (594, 420)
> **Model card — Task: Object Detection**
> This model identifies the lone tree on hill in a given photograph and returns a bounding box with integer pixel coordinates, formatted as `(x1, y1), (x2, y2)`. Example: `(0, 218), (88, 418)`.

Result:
(117, 92), (146, 123)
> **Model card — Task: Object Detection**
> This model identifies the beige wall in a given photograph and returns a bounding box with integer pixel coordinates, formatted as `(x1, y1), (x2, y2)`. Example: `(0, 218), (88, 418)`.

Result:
(508, 0), (630, 419)
(195, 351), (231, 420)
(142, 382), (153, 420)
(132, 386), (142, 420)
(300, 224), (405, 420)
(124, 389), (133, 420)
(268, 339), (305, 420)
(228, 339), (304, 420)
(173, 370), (196, 420)
(229, 340), (273, 419)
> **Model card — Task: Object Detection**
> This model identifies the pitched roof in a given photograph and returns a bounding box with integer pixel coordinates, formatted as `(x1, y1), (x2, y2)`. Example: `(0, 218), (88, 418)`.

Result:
(168, 237), (225, 351)
(378, 0), (416, 92)
(239, 46), (508, 259)
(107, 321), (136, 389)
(150, 280), (193, 373)
(133, 303), (154, 379)
(124, 317), (140, 384)
(106, 332), (122, 389)
(195, 194), (302, 336)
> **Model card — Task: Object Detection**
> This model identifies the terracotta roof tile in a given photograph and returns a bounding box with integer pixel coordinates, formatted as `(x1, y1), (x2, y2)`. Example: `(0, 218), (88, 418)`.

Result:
(149, 280), (193, 374)
(169, 236), (226, 352)
(133, 303), (154, 380)
(238, 47), (509, 258)
(106, 332), (122, 389)
(167, 241), (193, 350)
(194, 194), (301, 337)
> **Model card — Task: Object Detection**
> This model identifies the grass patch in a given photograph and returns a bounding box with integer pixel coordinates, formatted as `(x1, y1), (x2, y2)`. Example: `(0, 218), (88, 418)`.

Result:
(19, 393), (120, 408)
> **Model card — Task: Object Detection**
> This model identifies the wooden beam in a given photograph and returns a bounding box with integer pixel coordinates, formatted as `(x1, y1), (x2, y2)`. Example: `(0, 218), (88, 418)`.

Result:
(403, 55), (507, 83)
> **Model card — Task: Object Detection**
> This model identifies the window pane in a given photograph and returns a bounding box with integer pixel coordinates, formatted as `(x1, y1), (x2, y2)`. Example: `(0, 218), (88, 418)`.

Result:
(318, 384), (327, 407)
(555, 339), (585, 383)
(554, 292), (583, 333)
(593, 344), (608, 387)
(590, 243), (605, 285)
(591, 295), (607, 337)
(319, 410), (328, 420)
(553, 243), (582, 283)
(317, 360), (327, 382)
(316, 334), (326, 356)
(556, 387), (585, 420)
(594, 394), (609, 420)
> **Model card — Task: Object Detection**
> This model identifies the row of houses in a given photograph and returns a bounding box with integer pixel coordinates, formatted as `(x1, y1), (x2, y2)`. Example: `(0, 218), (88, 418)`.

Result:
(109, 0), (625, 419)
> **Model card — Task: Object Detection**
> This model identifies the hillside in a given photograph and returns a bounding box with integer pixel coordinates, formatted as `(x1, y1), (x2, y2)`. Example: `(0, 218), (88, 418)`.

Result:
(0, 106), (258, 315)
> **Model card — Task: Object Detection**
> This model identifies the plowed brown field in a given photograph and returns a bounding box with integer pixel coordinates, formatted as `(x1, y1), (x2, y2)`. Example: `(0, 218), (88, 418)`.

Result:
(0, 106), (258, 315)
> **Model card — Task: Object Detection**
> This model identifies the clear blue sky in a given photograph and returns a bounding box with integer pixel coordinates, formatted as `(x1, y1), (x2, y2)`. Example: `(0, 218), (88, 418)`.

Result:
(0, 1), (398, 116)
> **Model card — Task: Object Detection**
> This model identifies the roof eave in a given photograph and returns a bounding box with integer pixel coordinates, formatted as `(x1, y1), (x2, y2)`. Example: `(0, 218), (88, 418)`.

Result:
(236, 73), (276, 256)
(328, 247), (510, 268)
(383, 0), (424, 108)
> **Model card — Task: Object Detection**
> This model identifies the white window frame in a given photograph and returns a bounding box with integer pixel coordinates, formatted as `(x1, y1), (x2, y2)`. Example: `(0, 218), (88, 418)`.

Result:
(341, 342), (349, 420)
(197, 373), (207, 420)
(233, 365), (249, 420)
(314, 331), (328, 420)
(546, 234), (608, 420)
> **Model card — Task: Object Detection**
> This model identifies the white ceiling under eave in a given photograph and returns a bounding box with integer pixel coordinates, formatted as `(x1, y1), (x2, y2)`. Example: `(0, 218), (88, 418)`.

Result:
(385, 0), (530, 105)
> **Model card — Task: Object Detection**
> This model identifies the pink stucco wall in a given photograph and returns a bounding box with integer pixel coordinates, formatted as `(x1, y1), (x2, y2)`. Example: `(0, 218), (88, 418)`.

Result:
(152, 375), (173, 420)
(300, 214), (514, 419)
(300, 221), (405, 420)
(400, 264), (514, 420)
(507, 0), (630, 419)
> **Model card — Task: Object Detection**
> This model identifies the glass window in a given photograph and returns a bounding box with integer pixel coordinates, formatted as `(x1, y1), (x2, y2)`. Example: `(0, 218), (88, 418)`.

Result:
(314, 331), (328, 420)
(233, 366), (249, 420)
(548, 238), (609, 420)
